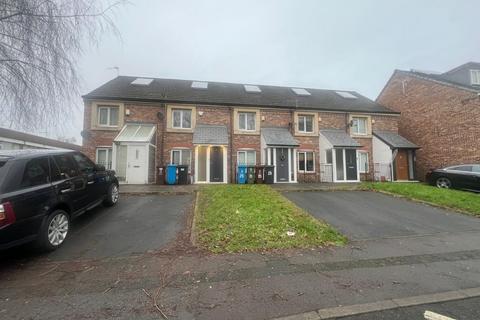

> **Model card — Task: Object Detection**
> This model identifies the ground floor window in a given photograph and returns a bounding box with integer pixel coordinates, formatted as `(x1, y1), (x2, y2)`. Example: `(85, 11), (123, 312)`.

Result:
(298, 151), (315, 172)
(325, 149), (333, 164)
(358, 151), (369, 173)
(96, 147), (112, 169)
(171, 149), (191, 166)
(237, 150), (256, 165)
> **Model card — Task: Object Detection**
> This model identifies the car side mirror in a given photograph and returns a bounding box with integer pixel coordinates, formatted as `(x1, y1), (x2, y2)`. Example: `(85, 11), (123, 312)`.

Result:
(94, 164), (106, 172)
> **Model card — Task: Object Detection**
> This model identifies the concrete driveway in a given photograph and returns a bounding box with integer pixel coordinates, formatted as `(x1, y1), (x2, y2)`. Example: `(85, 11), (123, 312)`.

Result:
(284, 191), (480, 240)
(1, 194), (193, 262)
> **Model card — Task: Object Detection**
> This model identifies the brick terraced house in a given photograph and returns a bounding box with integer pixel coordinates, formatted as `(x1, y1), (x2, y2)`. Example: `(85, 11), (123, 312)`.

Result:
(82, 76), (417, 184)
(377, 62), (480, 180)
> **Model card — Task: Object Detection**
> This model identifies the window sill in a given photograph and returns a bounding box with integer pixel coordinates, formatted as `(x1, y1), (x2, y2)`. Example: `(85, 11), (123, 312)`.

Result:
(167, 127), (194, 133)
(298, 171), (316, 174)
(234, 130), (260, 135)
(91, 126), (120, 131)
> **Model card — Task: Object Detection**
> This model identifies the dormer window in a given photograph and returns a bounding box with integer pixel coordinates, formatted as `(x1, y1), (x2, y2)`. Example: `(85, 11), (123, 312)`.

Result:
(470, 70), (480, 85)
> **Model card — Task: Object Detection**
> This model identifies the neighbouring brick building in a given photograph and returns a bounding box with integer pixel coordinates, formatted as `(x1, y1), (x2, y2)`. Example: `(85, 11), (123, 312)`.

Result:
(82, 76), (417, 184)
(377, 62), (480, 180)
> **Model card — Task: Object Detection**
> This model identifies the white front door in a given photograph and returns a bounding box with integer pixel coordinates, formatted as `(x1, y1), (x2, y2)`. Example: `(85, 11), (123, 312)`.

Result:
(126, 145), (147, 184)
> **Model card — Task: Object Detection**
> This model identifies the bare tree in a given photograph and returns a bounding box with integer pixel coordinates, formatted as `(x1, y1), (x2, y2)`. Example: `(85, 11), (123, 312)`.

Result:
(0, 0), (122, 130)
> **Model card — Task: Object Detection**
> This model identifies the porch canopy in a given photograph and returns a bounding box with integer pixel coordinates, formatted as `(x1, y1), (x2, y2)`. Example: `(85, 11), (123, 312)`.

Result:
(193, 125), (228, 145)
(261, 127), (299, 146)
(320, 129), (361, 148)
(114, 123), (156, 143)
(373, 131), (419, 149)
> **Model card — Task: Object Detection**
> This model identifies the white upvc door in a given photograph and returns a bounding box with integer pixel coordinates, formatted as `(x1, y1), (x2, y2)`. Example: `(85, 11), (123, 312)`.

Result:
(126, 144), (147, 184)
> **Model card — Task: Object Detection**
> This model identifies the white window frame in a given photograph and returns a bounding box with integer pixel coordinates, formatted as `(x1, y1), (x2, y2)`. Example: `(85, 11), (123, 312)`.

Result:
(297, 151), (315, 173)
(170, 149), (192, 166)
(237, 150), (256, 165)
(298, 114), (314, 133)
(172, 109), (192, 129)
(351, 116), (368, 135)
(358, 151), (369, 173)
(97, 106), (119, 127)
(470, 70), (480, 85)
(238, 112), (256, 131)
(95, 147), (113, 169)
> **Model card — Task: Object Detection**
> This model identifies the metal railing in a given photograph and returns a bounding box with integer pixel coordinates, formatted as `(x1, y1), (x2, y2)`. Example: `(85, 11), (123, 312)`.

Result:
(320, 164), (333, 182)
(373, 163), (392, 182)
(97, 161), (112, 170)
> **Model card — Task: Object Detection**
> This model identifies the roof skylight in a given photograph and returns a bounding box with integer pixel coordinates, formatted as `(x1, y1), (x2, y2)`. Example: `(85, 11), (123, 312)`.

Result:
(335, 91), (358, 99)
(244, 84), (261, 93)
(191, 81), (208, 89)
(131, 78), (154, 86)
(291, 88), (311, 96)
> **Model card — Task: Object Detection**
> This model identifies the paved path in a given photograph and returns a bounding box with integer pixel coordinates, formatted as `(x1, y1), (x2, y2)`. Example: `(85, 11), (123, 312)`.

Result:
(284, 191), (480, 240)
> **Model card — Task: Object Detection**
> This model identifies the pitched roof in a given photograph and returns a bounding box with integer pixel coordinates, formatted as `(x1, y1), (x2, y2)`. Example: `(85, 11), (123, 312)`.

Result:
(373, 131), (419, 149)
(83, 76), (398, 114)
(193, 125), (228, 145)
(320, 129), (361, 148)
(0, 127), (81, 151)
(261, 127), (299, 147)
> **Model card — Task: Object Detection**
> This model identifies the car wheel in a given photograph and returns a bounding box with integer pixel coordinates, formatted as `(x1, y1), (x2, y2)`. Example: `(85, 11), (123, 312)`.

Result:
(436, 177), (452, 189)
(103, 183), (119, 207)
(36, 209), (70, 251)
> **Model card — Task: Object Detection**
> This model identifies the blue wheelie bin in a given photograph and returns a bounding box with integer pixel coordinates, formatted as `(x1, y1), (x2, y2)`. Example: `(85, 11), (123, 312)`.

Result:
(166, 164), (178, 185)
(237, 165), (247, 184)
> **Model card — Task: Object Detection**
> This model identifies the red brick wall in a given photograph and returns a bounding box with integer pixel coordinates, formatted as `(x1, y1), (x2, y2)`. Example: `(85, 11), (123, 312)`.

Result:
(377, 72), (480, 180)
(83, 100), (400, 183)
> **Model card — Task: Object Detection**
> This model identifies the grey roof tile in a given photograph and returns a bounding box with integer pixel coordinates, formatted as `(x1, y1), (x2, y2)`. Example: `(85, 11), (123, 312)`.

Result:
(261, 127), (299, 146)
(193, 125), (228, 145)
(373, 131), (419, 149)
(83, 76), (398, 114)
(320, 129), (361, 147)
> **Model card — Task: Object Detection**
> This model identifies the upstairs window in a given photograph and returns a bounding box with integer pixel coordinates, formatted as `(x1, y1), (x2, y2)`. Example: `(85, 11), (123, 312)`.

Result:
(470, 70), (480, 85)
(172, 109), (192, 129)
(238, 112), (256, 131)
(298, 114), (314, 133)
(351, 117), (368, 135)
(98, 106), (119, 127)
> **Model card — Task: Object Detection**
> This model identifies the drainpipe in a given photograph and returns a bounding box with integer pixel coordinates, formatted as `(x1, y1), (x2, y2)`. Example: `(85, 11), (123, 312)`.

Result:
(229, 106), (234, 183)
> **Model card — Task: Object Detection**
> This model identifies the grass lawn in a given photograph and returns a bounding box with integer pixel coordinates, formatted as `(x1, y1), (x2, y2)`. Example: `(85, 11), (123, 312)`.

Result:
(195, 185), (346, 253)
(364, 182), (480, 217)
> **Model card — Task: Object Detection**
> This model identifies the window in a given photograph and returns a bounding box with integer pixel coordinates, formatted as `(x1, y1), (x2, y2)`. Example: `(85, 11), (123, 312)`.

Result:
(472, 165), (480, 173)
(238, 112), (256, 131)
(298, 115), (314, 133)
(298, 151), (315, 172)
(53, 154), (79, 178)
(72, 153), (95, 174)
(244, 85), (261, 93)
(98, 106), (119, 127)
(20, 157), (50, 188)
(291, 88), (311, 96)
(470, 70), (480, 85)
(237, 150), (256, 165)
(171, 149), (191, 166)
(449, 165), (472, 172)
(325, 149), (333, 164)
(96, 148), (112, 169)
(358, 151), (369, 173)
(172, 109), (192, 129)
(351, 117), (368, 135)
(192, 81), (208, 89)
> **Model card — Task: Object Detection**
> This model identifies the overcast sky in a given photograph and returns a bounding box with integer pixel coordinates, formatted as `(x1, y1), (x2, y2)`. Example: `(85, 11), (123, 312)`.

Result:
(53, 0), (480, 143)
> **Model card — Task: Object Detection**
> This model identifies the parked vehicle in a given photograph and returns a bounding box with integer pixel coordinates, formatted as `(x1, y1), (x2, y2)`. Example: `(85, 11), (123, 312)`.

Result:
(426, 164), (480, 192)
(0, 149), (119, 251)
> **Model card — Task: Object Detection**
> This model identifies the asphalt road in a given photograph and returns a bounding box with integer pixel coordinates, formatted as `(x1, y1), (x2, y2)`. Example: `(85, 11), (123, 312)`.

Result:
(0, 194), (193, 262)
(284, 191), (480, 240)
(337, 297), (480, 320)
